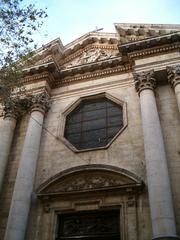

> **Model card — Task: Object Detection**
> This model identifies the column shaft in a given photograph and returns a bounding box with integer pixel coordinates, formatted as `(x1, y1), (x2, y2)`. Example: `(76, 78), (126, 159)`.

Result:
(140, 89), (176, 237)
(134, 70), (179, 239)
(0, 116), (16, 192)
(174, 84), (180, 113)
(4, 110), (44, 240)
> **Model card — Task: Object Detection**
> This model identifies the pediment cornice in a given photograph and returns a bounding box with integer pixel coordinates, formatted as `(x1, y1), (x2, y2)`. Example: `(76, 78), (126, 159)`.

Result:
(118, 32), (180, 57)
(22, 27), (180, 89)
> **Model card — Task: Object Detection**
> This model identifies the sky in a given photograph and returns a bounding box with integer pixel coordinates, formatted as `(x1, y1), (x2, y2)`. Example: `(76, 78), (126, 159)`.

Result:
(31, 0), (180, 47)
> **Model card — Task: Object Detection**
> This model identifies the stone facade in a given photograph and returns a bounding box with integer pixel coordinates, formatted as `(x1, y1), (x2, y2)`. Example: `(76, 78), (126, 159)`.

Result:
(0, 23), (180, 240)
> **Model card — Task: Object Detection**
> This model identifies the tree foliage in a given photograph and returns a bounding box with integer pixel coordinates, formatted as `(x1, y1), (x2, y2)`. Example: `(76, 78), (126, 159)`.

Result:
(0, 0), (47, 102)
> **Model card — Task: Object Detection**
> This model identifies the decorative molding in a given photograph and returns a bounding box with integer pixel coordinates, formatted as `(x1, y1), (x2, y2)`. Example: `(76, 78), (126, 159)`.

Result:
(36, 165), (143, 197)
(119, 32), (180, 55)
(55, 65), (131, 87)
(31, 92), (50, 113)
(41, 196), (51, 213)
(167, 64), (180, 88)
(46, 174), (131, 193)
(133, 70), (156, 94)
(23, 71), (55, 86)
(128, 43), (180, 60)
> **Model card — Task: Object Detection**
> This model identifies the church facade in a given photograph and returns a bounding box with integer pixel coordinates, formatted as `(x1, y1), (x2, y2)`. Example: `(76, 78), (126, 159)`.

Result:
(0, 23), (180, 240)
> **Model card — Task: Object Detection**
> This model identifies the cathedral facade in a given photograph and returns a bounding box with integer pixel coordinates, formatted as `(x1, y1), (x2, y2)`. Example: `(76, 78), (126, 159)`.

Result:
(0, 23), (180, 240)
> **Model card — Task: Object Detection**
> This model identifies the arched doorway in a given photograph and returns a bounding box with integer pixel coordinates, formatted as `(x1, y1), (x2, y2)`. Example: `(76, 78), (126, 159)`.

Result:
(36, 165), (144, 240)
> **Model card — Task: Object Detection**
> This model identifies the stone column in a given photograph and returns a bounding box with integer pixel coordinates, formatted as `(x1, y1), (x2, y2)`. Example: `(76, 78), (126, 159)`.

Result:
(134, 71), (179, 240)
(167, 65), (180, 114)
(4, 93), (49, 240)
(0, 98), (19, 192)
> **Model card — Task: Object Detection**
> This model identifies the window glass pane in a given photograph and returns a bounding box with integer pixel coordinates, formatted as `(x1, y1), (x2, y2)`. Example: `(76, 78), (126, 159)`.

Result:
(83, 108), (106, 121)
(107, 106), (122, 117)
(82, 119), (106, 131)
(67, 112), (81, 124)
(108, 116), (123, 127)
(65, 97), (123, 150)
(82, 128), (106, 142)
(107, 100), (117, 108)
(82, 99), (106, 111)
(107, 127), (120, 138)
(65, 123), (81, 134)
(66, 133), (81, 144)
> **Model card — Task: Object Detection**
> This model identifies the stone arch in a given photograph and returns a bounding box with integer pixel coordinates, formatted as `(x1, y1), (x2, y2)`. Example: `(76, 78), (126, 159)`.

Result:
(36, 164), (144, 196)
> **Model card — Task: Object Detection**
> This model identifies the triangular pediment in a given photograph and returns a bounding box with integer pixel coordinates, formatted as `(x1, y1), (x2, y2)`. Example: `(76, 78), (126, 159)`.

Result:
(61, 45), (119, 70)
(24, 32), (119, 70)
(23, 23), (180, 80)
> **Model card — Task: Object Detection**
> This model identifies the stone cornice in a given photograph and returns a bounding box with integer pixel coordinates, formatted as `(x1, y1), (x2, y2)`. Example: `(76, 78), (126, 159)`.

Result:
(167, 64), (180, 88)
(22, 33), (180, 90)
(54, 64), (132, 87)
(118, 32), (180, 56)
(23, 56), (131, 88)
(128, 42), (180, 61)
(23, 71), (55, 88)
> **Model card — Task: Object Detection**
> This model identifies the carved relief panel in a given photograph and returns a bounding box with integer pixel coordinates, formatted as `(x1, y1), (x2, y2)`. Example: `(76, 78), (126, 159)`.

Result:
(62, 46), (118, 69)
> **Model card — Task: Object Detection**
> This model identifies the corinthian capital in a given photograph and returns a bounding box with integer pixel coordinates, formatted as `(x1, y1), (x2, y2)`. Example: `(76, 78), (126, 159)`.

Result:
(133, 70), (156, 94)
(3, 97), (20, 119)
(167, 65), (180, 88)
(31, 92), (50, 114)
(3, 96), (32, 119)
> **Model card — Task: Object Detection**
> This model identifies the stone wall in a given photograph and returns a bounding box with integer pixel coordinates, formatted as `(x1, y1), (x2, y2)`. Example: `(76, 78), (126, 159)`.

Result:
(0, 72), (180, 239)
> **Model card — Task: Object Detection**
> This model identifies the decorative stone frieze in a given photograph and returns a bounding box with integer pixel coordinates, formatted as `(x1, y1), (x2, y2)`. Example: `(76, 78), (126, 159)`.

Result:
(31, 92), (50, 113)
(167, 65), (180, 88)
(133, 70), (156, 94)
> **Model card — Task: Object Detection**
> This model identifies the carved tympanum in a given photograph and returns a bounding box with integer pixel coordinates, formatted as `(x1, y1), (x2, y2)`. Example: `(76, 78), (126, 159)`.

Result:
(64, 48), (116, 69)
(41, 170), (135, 195)
(167, 65), (180, 88)
(133, 70), (156, 94)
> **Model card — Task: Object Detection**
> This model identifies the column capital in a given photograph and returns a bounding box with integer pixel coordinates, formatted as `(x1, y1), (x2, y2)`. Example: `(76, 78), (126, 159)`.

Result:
(31, 92), (50, 114)
(167, 65), (180, 88)
(3, 96), (32, 119)
(133, 70), (156, 95)
(4, 97), (21, 119)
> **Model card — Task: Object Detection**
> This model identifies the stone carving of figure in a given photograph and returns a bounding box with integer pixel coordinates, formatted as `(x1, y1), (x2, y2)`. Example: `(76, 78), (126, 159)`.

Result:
(65, 48), (112, 68)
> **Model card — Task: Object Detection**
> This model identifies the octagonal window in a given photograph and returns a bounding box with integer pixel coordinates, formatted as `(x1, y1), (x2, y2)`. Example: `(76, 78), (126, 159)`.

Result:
(64, 96), (124, 151)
